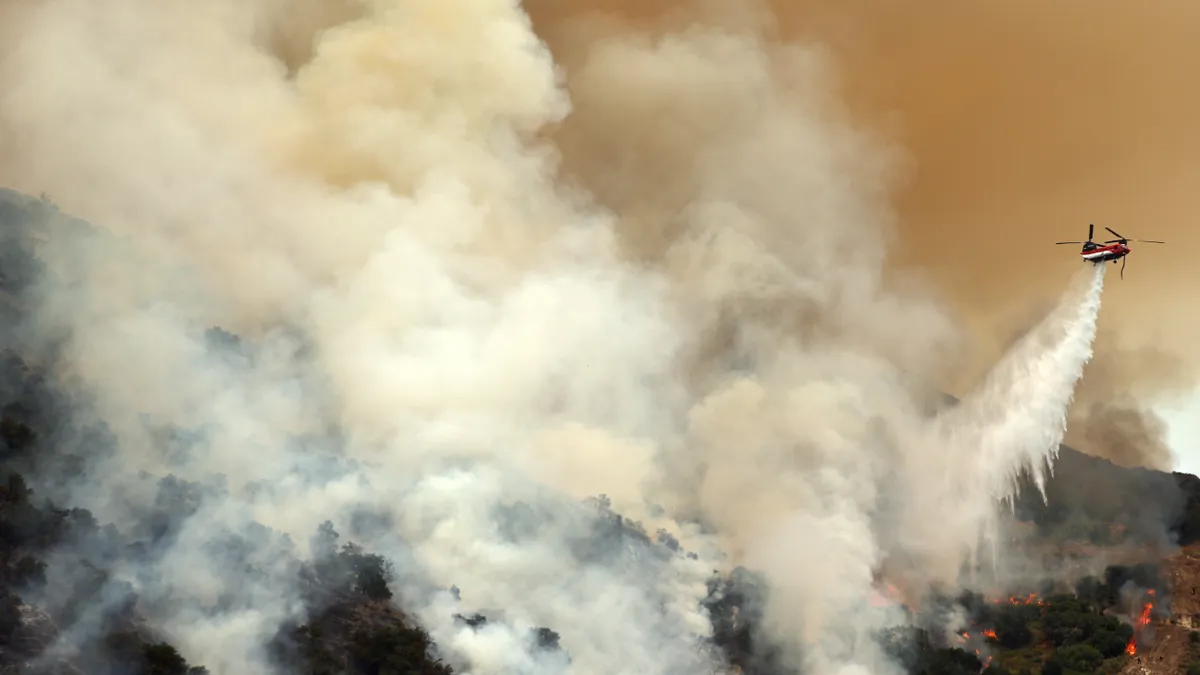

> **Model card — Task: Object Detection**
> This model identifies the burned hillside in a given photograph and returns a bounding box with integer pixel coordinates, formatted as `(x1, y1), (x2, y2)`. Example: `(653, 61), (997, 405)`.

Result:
(3, 187), (1200, 675)
(0, 190), (460, 674)
(0, 187), (762, 674)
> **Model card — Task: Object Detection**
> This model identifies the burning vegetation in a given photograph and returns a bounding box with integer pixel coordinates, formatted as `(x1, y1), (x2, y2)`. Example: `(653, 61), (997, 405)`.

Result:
(1124, 589), (1155, 656)
(865, 563), (1175, 675)
(702, 554), (1184, 675)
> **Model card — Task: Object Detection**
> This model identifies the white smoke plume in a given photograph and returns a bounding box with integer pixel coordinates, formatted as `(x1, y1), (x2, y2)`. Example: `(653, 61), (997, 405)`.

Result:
(0, 1), (1106, 675)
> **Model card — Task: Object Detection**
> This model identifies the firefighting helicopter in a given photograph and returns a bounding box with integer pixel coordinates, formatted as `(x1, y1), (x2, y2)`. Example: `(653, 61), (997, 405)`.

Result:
(1054, 224), (1164, 279)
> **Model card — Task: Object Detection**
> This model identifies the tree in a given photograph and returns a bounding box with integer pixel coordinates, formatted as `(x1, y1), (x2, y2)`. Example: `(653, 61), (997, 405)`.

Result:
(992, 609), (1033, 650)
(914, 647), (981, 675)
(1085, 625), (1132, 659)
(1048, 643), (1103, 674)
(342, 544), (394, 602)
(143, 643), (191, 675)
(311, 520), (339, 561)
(349, 622), (453, 675)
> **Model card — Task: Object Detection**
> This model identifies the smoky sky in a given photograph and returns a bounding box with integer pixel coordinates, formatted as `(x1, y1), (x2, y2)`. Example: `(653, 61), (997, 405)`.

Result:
(524, 0), (1200, 469)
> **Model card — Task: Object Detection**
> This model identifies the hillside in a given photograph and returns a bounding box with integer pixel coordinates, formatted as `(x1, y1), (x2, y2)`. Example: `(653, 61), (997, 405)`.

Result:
(3, 186), (1200, 675)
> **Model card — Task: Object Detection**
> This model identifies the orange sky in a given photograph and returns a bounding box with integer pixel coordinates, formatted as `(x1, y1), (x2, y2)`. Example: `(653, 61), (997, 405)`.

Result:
(523, 0), (1200, 467)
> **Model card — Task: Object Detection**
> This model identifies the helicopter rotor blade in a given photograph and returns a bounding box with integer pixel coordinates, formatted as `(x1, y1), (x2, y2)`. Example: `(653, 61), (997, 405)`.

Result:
(1131, 239), (1165, 244)
(1105, 226), (1125, 239)
(1089, 223), (1094, 241)
(1055, 241), (1086, 245)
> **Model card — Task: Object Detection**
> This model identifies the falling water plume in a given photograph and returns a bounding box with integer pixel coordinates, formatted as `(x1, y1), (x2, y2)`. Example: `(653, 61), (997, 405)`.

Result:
(893, 263), (1106, 587)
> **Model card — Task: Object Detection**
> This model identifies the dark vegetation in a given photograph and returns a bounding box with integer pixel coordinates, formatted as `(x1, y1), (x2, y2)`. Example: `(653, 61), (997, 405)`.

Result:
(1187, 631), (1200, 675)
(1013, 445), (1200, 549)
(266, 522), (455, 675)
(0, 190), (466, 674)
(5, 186), (1200, 674)
(704, 568), (800, 675)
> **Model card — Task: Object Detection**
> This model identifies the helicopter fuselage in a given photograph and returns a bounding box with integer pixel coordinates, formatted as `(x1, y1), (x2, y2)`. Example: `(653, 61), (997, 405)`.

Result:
(1080, 241), (1130, 263)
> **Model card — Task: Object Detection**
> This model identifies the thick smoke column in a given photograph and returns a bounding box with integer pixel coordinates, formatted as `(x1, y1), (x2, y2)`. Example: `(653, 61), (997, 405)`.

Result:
(0, 2), (1112, 675)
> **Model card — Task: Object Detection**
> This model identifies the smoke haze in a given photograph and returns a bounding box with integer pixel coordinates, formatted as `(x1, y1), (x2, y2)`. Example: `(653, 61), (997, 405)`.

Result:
(0, 0), (1153, 674)
(525, 0), (1200, 470)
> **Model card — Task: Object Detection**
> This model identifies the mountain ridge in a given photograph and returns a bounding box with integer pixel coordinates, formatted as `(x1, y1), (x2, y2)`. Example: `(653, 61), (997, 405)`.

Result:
(2, 186), (1198, 674)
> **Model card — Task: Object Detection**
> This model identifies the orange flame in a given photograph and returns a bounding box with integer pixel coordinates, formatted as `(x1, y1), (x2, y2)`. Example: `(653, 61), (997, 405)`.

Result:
(989, 592), (1046, 606)
(1124, 589), (1156, 656)
(957, 630), (997, 669)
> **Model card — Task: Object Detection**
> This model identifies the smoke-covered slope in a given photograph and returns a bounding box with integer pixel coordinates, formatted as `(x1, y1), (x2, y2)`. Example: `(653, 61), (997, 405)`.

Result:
(1, 188), (522, 674)
(3, 186), (1197, 675)
(0, 4), (1181, 674)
